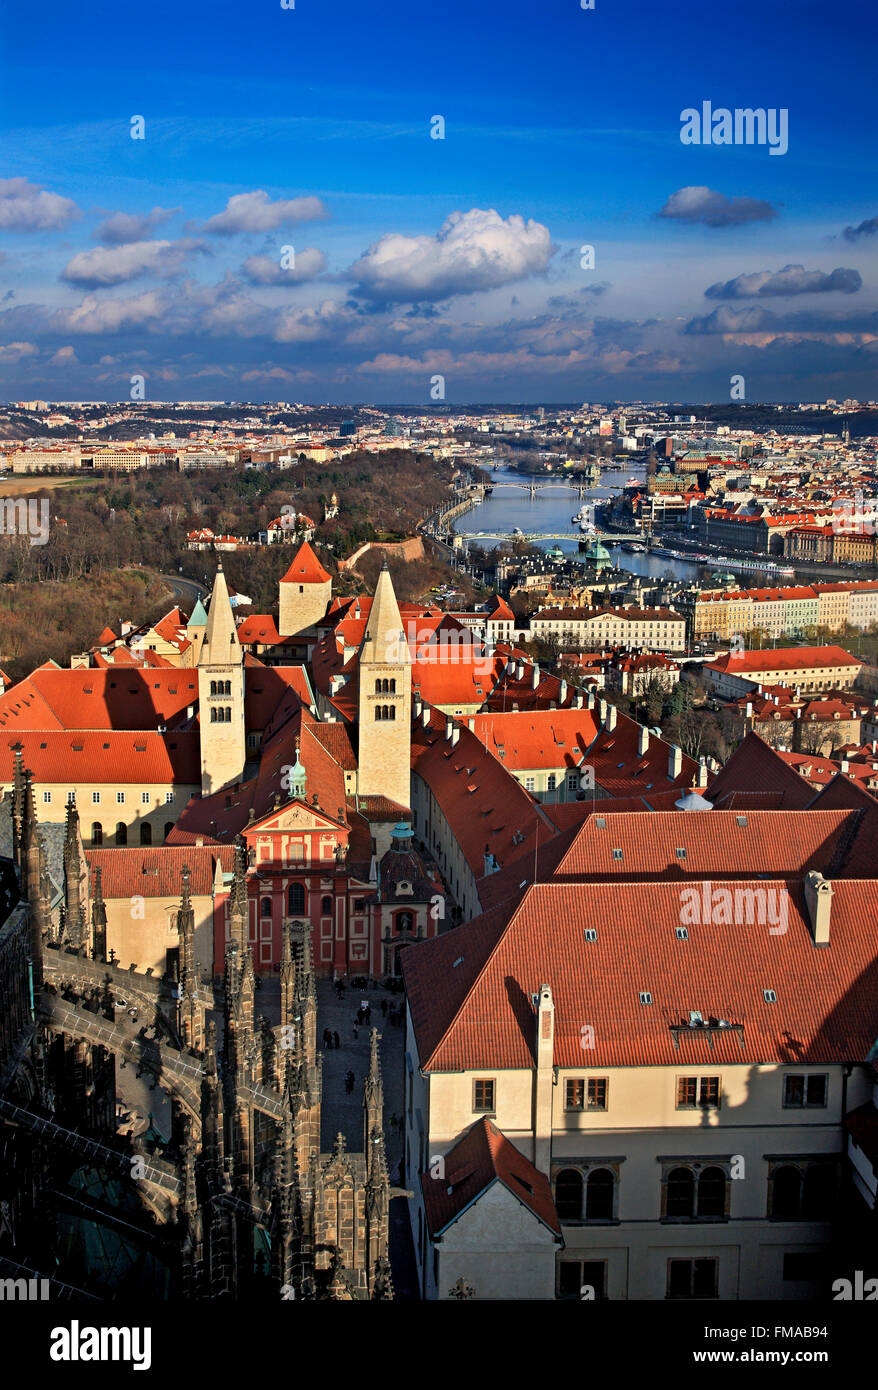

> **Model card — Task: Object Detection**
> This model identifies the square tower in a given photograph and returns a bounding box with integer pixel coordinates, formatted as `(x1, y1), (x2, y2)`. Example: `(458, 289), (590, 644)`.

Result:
(356, 562), (412, 810)
(197, 561), (246, 797)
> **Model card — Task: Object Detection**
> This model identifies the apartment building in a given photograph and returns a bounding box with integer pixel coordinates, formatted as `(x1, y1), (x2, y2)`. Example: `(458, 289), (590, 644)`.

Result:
(702, 647), (863, 699)
(402, 870), (878, 1299)
(530, 604), (686, 653)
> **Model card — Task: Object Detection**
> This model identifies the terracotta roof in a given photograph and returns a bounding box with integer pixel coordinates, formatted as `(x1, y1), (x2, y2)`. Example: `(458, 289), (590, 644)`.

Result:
(0, 731), (200, 785)
(707, 732), (815, 810)
(403, 877), (878, 1071)
(706, 646), (861, 676)
(420, 1117), (561, 1238)
(279, 540), (331, 585)
(0, 666), (199, 732)
(85, 845), (235, 898)
(553, 809), (851, 881)
(236, 615), (281, 645)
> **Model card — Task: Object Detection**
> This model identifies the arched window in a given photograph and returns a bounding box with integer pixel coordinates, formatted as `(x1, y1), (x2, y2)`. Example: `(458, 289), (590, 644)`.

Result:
(771, 1165), (801, 1220)
(585, 1168), (614, 1221)
(387, 678), (396, 694)
(803, 1165), (833, 1219)
(261, 897), (272, 918)
(91, 822), (103, 847)
(375, 678), (384, 694)
(287, 883), (305, 915)
(375, 706), (384, 721)
(140, 822), (152, 845)
(210, 680), (217, 695)
(210, 708), (217, 722)
(666, 1167), (695, 1218)
(115, 822), (127, 846)
(555, 1168), (583, 1222)
(697, 1167), (726, 1219)
(321, 895), (333, 916)
(387, 705), (395, 721)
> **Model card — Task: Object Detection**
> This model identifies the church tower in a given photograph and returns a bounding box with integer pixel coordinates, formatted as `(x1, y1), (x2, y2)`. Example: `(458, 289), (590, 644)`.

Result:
(278, 540), (332, 638)
(197, 560), (246, 797)
(356, 560), (411, 809)
(185, 596), (208, 666)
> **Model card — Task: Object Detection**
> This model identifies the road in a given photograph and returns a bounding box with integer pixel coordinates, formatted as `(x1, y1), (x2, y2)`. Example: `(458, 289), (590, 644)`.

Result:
(143, 569), (207, 606)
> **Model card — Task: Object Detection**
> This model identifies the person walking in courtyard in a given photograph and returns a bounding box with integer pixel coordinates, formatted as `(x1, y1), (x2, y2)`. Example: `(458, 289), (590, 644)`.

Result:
(333, 1030), (340, 1050)
(345, 1070), (355, 1094)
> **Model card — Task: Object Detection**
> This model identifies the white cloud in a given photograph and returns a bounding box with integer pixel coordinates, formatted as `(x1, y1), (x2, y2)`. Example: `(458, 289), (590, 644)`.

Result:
(0, 178), (78, 232)
(705, 265), (862, 299)
(240, 247), (327, 285)
(51, 291), (165, 334)
(61, 239), (207, 287)
(95, 207), (179, 245)
(349, 207), (554, 302)
(658, 186), (777, 228)
(0, 341), (38, 362)
(202, 191), (328, 235)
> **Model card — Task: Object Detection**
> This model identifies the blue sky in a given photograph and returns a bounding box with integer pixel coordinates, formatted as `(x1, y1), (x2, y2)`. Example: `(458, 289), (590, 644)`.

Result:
(1, 0), (877, 403)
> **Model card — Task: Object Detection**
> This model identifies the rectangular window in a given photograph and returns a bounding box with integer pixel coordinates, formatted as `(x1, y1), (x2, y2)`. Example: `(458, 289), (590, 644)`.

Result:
(524, 776), (535, 792)
(473, 1078), (495, 1113)
(677, 1076), (720, 1110)
(547, 773), (556, 791)
(783, 1073), (828, 1109)
(43, 791), (51, 804)
(141, 791), (150, 805)
(92, 791), (100, 804)
(116, 791), (125, 804)
(558, 1260), (606, 1300)
(667, 1258), (718, 1299)
(565, 1079), (585, 1111)
(567, 772), (578, 791)
(587, 1078), (608, 1111)
(165, 791), (174, 804)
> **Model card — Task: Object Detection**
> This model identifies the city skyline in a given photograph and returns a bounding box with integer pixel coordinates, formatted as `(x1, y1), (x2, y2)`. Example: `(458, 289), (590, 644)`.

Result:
(1, 0), (877, 403)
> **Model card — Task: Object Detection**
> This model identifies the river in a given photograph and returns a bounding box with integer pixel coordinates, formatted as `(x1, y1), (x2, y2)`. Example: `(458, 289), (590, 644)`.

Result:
(453, 463), (716, 583)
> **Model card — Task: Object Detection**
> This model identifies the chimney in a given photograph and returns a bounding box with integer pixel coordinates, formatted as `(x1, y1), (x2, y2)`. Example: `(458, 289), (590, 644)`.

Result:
(533, 983), (555, 1175)
(574, 691), (583, 709)
(413, 694), (422, 720)
(587, 690), (596, 709)
(697, 758), (709, 788)
(187, 704), (195, 720)
(840, 759), (850, 773)
(605, 704), (617, 732)
(668, 744), (683, 779)
(745, 701), (753, 719)
(804, 870), (832, 946)
(638, 725), (649, 755)
(598, 699), (607, 725)
(451, 727), (460, 747)
(445, 716), (454, 742)
(532, 663), (540, 691)
(559, 678), (568, 704)
(516, 660), (525, 680)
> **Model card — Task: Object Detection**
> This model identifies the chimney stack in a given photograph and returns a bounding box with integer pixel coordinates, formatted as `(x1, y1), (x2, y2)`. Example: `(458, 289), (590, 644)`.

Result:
(605, 704), (617, 732)
(445, 716), (454, 742)
(697, 758), (708, 788)
(638, 725), (649, 755)
(533, 983), (555, 1175)
(804, 870), (832, 946)
(668, 744), (683, 779)
(559, 678), (568, 704)
(451, 727), (460, 747)
(532, 663), (540, 691)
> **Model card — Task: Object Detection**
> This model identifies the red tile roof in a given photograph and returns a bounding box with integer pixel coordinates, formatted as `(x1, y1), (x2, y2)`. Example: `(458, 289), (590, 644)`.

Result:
(85, 845), (235, 898)
(1, 731), (200, 785)
(0, 666), (199, 732)
(707, 732), (815, 810)
(403, 877), (878, 1071)
(553, 809), (851, 881)
(420, 1117), (561, 1238)
(279, 540), (331, 585)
